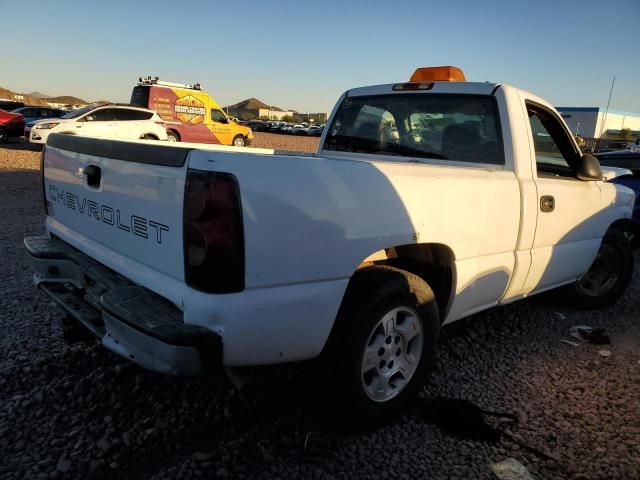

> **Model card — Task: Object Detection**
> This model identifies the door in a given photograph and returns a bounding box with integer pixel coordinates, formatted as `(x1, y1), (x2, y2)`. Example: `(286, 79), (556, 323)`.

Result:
(522, 101), (606, 294)
(209, 109), (233, 144)
(80, 108), (118, 138)
(113, 108), (153, 139)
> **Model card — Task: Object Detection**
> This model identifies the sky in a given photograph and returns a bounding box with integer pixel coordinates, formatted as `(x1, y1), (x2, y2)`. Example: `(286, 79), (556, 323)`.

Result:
(2, 0), (639, 113)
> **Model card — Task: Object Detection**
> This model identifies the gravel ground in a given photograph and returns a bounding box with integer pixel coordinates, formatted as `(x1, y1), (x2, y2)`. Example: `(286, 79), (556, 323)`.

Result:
(1, 138), (639, 480)
(250, 132), (320, 152)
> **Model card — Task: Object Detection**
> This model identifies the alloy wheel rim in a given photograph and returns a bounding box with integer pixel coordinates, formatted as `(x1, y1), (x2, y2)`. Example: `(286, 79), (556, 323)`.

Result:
(360, 306), (423, 402)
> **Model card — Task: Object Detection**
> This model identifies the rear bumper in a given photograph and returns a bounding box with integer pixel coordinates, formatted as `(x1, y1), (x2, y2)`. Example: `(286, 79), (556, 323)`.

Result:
(24, 235), (222, 375)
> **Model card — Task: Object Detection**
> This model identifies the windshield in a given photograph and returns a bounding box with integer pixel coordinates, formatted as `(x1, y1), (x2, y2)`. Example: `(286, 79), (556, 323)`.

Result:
(62, 106), (95, 119)
(324, 93), (504, 165)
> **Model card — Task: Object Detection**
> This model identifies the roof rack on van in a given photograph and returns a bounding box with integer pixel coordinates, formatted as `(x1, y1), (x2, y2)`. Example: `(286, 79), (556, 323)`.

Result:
(137, 76), (202, 91)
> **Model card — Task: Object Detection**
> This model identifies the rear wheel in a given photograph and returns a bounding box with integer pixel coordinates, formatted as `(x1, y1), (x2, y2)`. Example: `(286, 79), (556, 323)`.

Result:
(166, 131), (179, 142)
(567, 229), (633, 309)
(232, 135), (246, 147)
(0, 127), (8, 143)
(329, 266), (440, 421)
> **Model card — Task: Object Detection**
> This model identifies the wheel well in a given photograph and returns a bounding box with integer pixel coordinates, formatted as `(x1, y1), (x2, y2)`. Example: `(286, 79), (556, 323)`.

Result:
(140, 133), (158, 140)
(167, 129), (180, 140)
(355, 243), (456, 320)
(608, 218), (640, 248)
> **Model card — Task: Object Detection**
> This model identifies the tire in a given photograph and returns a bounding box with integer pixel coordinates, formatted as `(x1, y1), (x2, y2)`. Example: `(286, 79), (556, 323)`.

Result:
(329, 266), (440, 421)
(141, 134), (158, 140)
(0, 127), (9, 143)
(232, 135), (246, 147)
(166, 131), (179, 142)
(566, 229), (634, 309)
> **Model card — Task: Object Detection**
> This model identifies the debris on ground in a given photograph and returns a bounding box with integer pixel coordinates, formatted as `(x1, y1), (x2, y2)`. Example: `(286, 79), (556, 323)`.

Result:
(598, 349), (612, 357)
(569, 325), (611, 345)
(491, 458), (536, 480)
(560, 339), (580, 347)
(303, 432), (333, 463)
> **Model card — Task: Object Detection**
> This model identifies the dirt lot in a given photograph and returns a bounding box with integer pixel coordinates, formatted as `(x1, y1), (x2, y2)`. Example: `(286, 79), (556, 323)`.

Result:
(1, 137), (639, 480)
(251, 132), (320, 152)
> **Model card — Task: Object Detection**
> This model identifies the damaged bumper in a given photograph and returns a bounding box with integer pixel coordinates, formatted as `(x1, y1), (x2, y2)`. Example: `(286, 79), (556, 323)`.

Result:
(24, 235), (222, 375)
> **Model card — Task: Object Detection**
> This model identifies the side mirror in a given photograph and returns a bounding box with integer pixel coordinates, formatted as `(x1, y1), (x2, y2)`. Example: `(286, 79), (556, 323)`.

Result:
(577, 153), (603, 181)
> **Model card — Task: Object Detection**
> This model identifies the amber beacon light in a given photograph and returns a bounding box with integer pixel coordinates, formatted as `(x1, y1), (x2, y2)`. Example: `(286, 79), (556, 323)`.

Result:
(410, 66), (466, 82)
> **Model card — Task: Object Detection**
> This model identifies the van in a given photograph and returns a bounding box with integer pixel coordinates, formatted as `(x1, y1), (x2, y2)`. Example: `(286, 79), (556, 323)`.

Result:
(130, 77), (253, 147)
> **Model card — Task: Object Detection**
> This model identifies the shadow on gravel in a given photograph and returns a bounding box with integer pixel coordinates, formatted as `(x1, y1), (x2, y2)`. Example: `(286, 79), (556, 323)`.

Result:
(0, 139), (42, 152)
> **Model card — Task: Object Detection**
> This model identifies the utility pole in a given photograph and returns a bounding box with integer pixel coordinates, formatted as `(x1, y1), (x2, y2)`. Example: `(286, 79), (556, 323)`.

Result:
(598, 76), (615, 143)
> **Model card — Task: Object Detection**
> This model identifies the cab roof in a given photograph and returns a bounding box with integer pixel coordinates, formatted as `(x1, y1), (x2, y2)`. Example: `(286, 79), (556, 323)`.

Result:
(346, 81), (500, 98)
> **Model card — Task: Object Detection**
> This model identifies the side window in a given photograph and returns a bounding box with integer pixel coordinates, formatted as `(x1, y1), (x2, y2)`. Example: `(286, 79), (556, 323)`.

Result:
(526, 103), (579, 177)
(85, 108), (117, 122)
(116, 108), (140, 122)
(114, 109), (148, 121)
(211, 109), (227, 123)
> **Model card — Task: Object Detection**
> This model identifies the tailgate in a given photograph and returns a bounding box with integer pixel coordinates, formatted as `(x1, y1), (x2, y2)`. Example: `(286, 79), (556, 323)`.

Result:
(44, 134), (191, 282)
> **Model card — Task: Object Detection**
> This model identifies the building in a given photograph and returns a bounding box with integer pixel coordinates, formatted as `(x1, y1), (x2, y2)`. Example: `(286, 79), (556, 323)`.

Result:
(557, 107), (640, 140)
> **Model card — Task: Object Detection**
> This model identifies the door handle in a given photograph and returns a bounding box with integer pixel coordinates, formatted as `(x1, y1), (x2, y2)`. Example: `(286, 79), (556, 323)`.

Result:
(84, 165), (101, 188)
(540, 195), (555, 212)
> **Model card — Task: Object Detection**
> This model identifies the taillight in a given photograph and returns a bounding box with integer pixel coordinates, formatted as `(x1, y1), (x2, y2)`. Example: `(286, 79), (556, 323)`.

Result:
(183, 170), (244, 293)
(40, 146), (48, 216)
(392, 82), (434, 91)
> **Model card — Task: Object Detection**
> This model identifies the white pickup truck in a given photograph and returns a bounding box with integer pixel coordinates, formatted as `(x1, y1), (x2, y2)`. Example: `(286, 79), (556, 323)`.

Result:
(25, 66), (636, 418)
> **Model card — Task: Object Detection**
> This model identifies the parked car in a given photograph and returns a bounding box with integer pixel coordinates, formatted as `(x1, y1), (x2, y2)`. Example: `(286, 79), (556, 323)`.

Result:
(26, 65), (636, 420)
(248, 121), (268, 132)
(596, 141), (636, 153)
(291, 124), (308, 135)
(0, 109), (25, 143)
(268, 121), (283, 132)
(596, 150), (640, 245)
(12, 106), (66, 125)
(26, 104), (168, 144)
(0, 100), (24, 111)
(307, 125), (323, 137)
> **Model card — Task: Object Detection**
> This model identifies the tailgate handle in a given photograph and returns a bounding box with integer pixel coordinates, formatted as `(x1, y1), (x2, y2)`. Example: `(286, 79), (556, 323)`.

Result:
(84, 165), (101, 188)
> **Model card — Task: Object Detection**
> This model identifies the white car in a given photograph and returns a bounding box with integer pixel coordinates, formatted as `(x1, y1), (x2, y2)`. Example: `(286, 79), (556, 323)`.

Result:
(26, 104), (168, 144)
(290, 124), (308, 135)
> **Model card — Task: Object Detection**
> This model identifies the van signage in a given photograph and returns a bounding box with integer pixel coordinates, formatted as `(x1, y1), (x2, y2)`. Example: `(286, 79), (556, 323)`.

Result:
(175, 95), (206, 124)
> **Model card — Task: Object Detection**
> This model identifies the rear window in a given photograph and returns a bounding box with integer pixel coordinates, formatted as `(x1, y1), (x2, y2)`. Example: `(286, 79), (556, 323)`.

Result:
(130, 86), (150, 108)
(324, 93), (504, 165)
